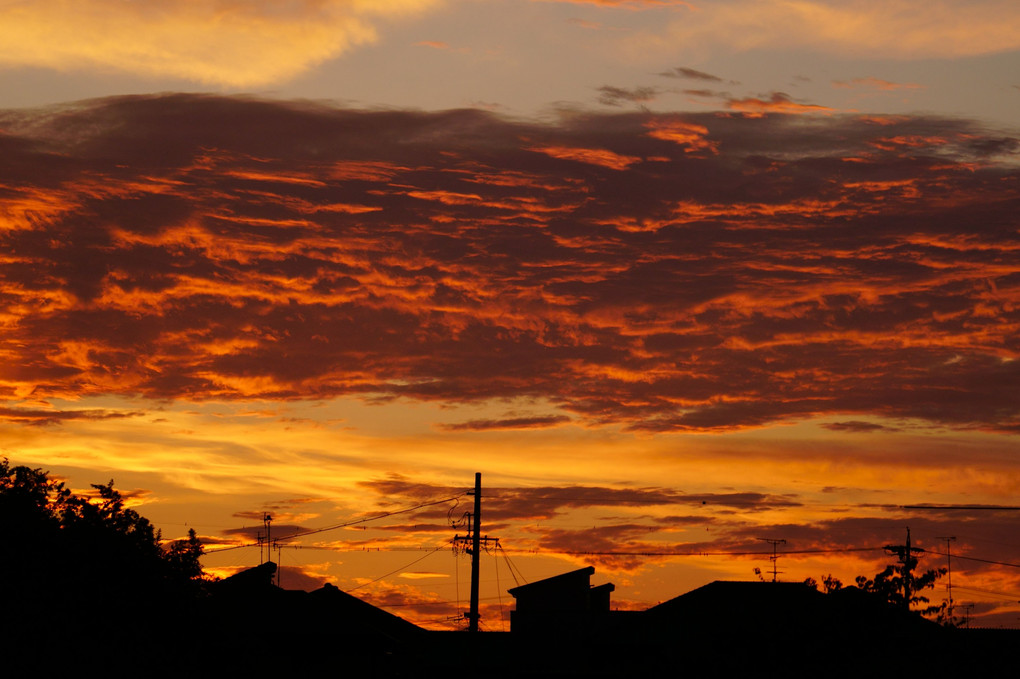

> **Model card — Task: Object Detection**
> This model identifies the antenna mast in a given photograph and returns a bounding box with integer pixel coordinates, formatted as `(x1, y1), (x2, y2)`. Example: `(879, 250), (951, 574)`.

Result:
(757, 538), (786, 582)
(937, 535), (956, 619)
(262, 512), (272, 564)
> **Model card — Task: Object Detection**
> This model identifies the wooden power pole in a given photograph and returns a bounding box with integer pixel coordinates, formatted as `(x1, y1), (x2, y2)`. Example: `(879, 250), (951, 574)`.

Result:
(453, 472), (498, 632)
(469, 472), (481, 633)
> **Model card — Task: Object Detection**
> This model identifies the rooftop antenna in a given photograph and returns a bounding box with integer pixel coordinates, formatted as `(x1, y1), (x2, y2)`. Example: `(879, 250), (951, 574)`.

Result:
(262, 513), (273, 565)
(960, 603), (974, 628)
(936, 536), (956, 620)
(273, 539), (282, 587)
(757, 538), (786, 582)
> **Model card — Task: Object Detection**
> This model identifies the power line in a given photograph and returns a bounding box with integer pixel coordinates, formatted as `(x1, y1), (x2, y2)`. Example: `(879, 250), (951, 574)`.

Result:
(204, 493), (466, 554)
(206, 539), (1018, 569)
(500, 546), (885, 557)
(497, 542), (527, 587)
(382, 594), (510, 608)
(901, 505), (1020, 511)
(922, 550), (1020, 569)
(344, 542), (452, 593)
(953, 585), (1020, 601)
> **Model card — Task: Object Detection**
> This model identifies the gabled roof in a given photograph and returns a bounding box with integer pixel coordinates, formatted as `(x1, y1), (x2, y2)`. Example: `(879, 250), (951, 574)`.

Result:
(308, 582), (424, 638)
(208, 561), (422, 640)
(647, 580), (822, 617)
(644, 580), (939, 635)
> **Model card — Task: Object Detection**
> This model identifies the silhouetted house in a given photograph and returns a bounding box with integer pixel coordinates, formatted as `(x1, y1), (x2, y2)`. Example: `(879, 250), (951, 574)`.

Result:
(643, 580), (940, 637)
(202, 561), (424, 675)
(631, 581), (950, 675)
(211, 558), (279, 594)
(508, 566), (617, 635)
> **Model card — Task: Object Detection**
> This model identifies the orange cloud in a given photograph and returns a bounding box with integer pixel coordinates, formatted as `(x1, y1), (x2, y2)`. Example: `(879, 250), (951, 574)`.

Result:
(538, 0), (696, 8)
(638, 1), (1020, 59)
(0, 0), (442, 86)
(644, 119), (718, 153)
(833, 77), (925, 91)
(727, 93), (833, 116)
(529, 145), (643, 170)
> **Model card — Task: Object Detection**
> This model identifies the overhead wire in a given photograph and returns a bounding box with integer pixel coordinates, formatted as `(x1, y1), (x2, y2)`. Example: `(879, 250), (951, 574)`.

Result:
(344, 541), (452, 593)
(494, 549), (506, 632)
(204, 492), (467, 554)
(921, 550), (1020, 569)
(952, 585), (1020, 601)
(500, 546), (886, 558)
(497, 542), (527, 586)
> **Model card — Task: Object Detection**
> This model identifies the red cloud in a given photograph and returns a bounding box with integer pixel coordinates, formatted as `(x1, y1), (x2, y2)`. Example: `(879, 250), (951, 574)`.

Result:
(833, 77), (924, 91)
(1, 95), (1018, 433)
(727, 92), (834, 115)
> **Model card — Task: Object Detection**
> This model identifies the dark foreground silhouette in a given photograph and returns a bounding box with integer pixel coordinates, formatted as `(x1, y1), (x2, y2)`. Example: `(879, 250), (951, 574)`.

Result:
(3, 462), (1014, 677)
(7, 558), (1016, 678)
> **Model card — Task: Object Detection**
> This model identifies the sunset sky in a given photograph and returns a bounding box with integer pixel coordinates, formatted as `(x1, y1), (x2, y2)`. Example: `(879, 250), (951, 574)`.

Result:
(2, 0), (1018, 629)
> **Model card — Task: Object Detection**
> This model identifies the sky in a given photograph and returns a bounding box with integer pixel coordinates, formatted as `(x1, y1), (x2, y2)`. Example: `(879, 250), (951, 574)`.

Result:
(1, 0), (1018, 629)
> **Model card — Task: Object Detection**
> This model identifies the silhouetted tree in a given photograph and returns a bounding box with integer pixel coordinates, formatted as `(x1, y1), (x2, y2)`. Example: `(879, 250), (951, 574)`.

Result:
(822, 573), (843, 593)
(803, 573), (843, 593)
(805, 557), (946, 621)
(2, 459), (220, 674)
(854, 558), (946, 617)
(165, 527), (205, 580)
(1, 458), (207, 611)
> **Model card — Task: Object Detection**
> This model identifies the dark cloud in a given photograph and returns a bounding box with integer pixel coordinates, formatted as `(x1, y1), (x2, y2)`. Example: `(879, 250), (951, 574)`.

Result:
(0, 406), (144, 426)
(260, 497), (325, 510)
(531, 523), (664, 570)
(1, 95), (1019, 432)
(359, 476), (801, 525)
(436, 415), (571, 431)
(597, 85), (659, 106)
(659, 67), (725, 83)
(822, 421), (900, 433)
(222, 524), (307, 543)
(276, 565), (331, 591)
(683, 88), (729, 99)
(351, 581), (462, 626)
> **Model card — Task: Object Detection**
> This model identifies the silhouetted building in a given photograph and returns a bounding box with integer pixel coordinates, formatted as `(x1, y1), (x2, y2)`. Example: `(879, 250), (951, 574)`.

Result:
(508, 566), (617, 635)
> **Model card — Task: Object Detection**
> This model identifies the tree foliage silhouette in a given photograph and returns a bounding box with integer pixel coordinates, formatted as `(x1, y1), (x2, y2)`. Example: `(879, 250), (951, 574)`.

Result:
(1, 458), (207, 613)
(806, 558), (946, 620)
(854, 558), (947, 618)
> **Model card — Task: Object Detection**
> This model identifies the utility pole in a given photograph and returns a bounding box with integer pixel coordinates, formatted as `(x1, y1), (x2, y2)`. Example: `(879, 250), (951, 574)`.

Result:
(937, 536), (956, 619)
(469, 472), (481, 633)
(452, 472), (498, 632)
(884, 527), (923, 611)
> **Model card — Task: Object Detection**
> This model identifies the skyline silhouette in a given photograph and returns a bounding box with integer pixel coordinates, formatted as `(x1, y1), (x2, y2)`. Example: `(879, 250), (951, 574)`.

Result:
(1, 0), (1018, 636)
(4, 462), (1015, 677)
